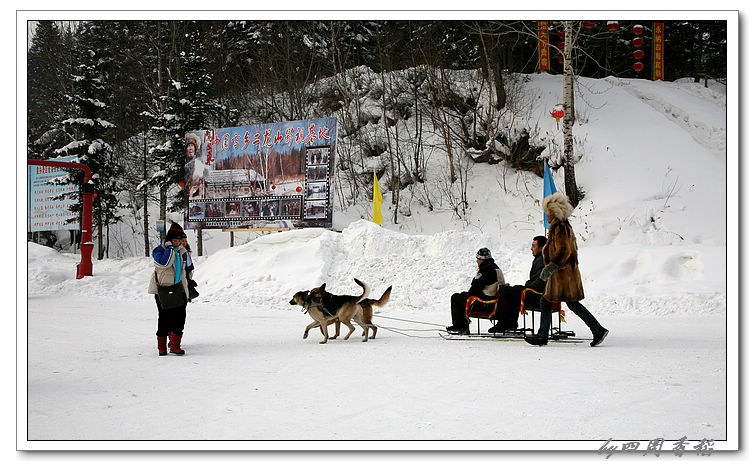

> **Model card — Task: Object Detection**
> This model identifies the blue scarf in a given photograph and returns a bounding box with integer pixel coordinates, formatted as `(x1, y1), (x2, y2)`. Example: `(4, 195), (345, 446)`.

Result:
(173, 248), (183, 285)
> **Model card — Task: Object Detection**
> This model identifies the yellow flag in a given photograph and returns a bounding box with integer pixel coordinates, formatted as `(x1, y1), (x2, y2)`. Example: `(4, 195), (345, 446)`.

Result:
(372, 171), (383, 225)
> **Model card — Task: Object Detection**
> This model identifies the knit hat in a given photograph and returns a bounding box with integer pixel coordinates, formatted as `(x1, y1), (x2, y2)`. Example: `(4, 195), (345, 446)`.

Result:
(165, 222), (187, 241)
(476, 247), (492, 260)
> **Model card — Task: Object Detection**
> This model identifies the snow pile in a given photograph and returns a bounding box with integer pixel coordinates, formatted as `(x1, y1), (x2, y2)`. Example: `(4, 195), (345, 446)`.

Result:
(28, 218), (725, 318)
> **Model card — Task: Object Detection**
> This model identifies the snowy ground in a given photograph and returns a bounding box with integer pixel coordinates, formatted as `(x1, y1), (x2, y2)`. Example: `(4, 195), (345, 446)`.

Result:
(27, 295), (726, 444)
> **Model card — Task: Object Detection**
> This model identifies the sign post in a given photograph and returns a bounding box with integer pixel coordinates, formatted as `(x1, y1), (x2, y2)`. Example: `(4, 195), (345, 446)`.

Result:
(28, 158), (94, 279)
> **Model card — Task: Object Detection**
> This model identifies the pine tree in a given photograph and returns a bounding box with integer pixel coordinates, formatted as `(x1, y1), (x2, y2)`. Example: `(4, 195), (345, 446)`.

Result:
(55, 21), (119, 260)
(28, 21), (76, 159)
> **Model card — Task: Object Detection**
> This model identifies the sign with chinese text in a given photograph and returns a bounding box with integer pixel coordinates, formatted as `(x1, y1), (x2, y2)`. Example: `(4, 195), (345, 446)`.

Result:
(538, 21), (550, 70)
(28, 156), (80, 232)
(184, 117), (337, 230)
(653, 22), (664, 81)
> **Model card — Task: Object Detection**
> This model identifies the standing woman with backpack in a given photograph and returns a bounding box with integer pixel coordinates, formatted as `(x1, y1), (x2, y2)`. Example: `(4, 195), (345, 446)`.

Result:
(147, 223), (196, 356)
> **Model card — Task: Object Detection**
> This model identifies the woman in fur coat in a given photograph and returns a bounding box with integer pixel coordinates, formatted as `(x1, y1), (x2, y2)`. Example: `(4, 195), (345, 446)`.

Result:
(525, 193), (609, 347)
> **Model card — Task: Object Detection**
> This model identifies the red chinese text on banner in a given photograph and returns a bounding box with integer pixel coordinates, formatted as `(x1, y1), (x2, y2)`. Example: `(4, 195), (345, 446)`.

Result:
(653, 22), (664, 81)
(538, 21), (550, 71)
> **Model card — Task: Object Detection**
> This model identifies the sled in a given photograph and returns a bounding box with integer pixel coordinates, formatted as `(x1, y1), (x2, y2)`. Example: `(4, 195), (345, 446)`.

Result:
(454, 288), (578, 341)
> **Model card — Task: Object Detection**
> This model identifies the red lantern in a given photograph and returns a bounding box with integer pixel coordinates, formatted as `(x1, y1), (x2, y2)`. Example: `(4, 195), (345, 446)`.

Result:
(607, 21), (619, 32)
(558, 41), (565, 50)
(178, 180), (185, 189)
(556, 55), (564, 64)
(296, 186), (302, 193)
(632, 37), (644, 48)
(558, 30), (565, 39)
(633, 24), (644, 35)
(551, 109), (565, 120)
(583, 21), (595, 29)
(271, 185), (276, 190)
(632, 62), (645, 72)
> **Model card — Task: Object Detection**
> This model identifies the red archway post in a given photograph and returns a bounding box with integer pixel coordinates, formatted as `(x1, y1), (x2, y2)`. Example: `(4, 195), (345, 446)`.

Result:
(28, 159), (94, 279)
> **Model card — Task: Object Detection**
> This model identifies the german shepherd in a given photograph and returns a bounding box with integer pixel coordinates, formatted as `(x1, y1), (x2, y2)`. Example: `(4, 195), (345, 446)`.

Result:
(289, 278), (369, 344)
(309, 282), (393, 342)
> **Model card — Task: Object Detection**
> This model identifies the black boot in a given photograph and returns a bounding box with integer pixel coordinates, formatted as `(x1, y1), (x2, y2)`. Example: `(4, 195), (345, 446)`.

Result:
(489, 322), (517, 333)
(446, 325), (470, 335)
(525, 335), (548, 346)
(590, 327), (609, 347)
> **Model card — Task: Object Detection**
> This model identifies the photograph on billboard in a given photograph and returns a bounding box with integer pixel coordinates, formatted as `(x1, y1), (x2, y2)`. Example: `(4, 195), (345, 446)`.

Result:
(184, 116), (337, 230)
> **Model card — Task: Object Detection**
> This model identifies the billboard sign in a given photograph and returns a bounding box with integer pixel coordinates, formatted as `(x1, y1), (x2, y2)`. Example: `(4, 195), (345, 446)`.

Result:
(184, 117), (337, 230)
(28, 155), (80, 232)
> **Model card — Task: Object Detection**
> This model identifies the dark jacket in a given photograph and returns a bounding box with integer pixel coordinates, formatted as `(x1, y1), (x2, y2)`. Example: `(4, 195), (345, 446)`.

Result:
(524, 252), (546, 293)
(469, 258), (505, 298)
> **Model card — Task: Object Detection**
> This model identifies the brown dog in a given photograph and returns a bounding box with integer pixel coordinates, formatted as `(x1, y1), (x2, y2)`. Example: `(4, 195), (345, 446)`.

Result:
(289, 279), (369, 344)
(308, 282), (392, 342)
(356, 286), (392, 340)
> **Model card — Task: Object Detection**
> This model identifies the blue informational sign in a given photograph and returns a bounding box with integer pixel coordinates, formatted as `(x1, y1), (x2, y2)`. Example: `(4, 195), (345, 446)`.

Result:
(28, 156), (80, 232)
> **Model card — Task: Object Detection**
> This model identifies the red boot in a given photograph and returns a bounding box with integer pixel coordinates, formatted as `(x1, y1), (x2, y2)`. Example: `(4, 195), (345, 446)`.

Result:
(157, 336), (168, 356)
(169, 332), (185, 355)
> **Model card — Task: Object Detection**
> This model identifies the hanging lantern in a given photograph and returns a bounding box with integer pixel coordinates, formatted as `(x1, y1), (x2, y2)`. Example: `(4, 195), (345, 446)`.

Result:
(178, 180), (185, 189)
(632, 62), (645, 72)
(558, 41), (565, 50)
(632, 37), (644, 48)
(296, 186), (302, 193)
(583, 21), (595, 29)
(271, 184), (276, 190)
(633, 24), (644, 35)
(632, 50), (645, 60)
(607, 21), (619, 32)
(556, 55), (564, 64)
(558, 30), (565, 39)
(551, 108), (565, 129)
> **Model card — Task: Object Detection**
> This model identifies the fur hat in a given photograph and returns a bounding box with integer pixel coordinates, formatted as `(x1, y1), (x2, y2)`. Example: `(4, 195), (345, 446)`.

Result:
(165, 222), (187, 241)
(185, 134), (201, 154)
(476, 247), (492, 260)
(543, 192), (574, 221)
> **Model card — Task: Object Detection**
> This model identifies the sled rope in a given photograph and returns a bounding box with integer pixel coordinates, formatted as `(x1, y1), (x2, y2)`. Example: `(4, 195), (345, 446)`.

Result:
(372, 314), (446, 328)
(368, 323), (441, 339)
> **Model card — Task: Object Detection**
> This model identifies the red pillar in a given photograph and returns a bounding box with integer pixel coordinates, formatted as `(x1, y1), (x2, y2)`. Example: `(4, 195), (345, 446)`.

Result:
(76, 189), (94, 278)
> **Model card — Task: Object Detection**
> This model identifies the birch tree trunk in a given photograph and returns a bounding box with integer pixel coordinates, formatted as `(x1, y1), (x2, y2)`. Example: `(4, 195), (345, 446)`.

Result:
(143, 134), (150, 256)
(562, 21), (579, 206)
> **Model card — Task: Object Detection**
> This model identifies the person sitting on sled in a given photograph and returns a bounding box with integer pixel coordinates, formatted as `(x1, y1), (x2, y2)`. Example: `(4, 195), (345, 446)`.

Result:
(487, 235), (548, 333)
(446, 248), (505, 335)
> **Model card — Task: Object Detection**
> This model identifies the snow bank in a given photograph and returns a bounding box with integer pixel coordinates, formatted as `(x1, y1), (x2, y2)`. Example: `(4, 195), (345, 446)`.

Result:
(28, 218), (726, 318)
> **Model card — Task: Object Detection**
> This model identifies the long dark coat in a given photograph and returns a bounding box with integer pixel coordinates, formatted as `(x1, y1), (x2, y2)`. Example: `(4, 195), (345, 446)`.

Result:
(542, 218), (585, 302)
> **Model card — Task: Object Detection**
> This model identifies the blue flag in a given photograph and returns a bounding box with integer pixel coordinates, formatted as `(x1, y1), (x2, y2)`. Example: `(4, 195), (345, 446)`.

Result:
(543, 159), (558, 229)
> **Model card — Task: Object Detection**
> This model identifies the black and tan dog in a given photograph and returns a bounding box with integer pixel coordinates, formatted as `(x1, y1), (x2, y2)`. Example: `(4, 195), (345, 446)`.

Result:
(289, 278), (369, 344)
(289, 279), (392, 343)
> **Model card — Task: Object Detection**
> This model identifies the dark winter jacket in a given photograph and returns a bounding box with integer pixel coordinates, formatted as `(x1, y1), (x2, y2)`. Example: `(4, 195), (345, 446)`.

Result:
(524, 252), (546, 293)
(469, 258), (505, 298)
(542, 219), (584, 302)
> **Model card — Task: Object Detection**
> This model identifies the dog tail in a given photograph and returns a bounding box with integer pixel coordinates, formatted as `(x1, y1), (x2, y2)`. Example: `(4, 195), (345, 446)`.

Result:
(370, 286), (392, 307)
(353, 278), (369, 303)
